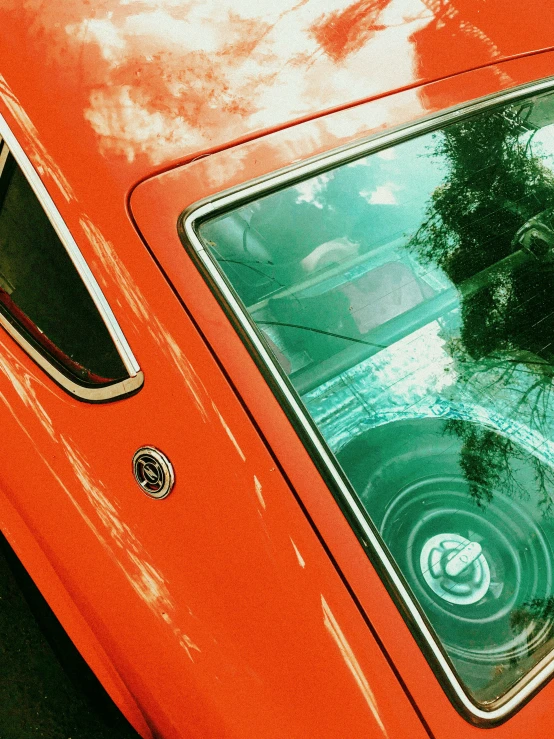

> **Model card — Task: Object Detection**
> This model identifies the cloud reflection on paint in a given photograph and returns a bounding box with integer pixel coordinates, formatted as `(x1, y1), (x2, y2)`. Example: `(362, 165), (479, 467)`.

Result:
(60, 0), (432, 164)
(3, 0), (544, 178)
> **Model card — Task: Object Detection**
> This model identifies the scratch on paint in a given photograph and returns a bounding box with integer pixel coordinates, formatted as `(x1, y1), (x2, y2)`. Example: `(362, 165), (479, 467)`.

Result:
(0, 395), (110, 556)
(254, 475), (266, 509)
(290, 538), (305, 568)
(155, 327), (208, 422)
(211, 401), (246, 461)
(62, 439), (138, 549)
(127, 552), (174, 610)
(61, 436), (174, 607)
(321, 595), (387, 737)
(179, 632), (201, 662)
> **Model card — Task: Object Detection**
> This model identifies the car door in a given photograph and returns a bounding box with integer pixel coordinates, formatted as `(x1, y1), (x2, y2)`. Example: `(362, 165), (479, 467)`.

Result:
(0, 98), (428, 739)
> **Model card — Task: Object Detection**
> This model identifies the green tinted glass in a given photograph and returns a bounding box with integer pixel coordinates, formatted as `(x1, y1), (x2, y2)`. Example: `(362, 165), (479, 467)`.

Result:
(196, 89), (554, 706)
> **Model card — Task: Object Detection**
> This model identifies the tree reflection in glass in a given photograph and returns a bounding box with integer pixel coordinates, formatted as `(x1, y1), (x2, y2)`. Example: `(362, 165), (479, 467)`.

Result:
(409, 107), (554, 515)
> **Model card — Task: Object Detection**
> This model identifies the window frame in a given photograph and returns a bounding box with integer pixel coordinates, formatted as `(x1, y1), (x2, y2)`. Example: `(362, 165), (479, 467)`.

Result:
(179, 75), (554, 724)
(0, 114), (143, 402)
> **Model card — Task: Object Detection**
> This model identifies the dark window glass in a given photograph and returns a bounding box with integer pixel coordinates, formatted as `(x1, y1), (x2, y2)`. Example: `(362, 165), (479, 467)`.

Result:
(0, 147), (127, 387)
(196, 90), (554, 706)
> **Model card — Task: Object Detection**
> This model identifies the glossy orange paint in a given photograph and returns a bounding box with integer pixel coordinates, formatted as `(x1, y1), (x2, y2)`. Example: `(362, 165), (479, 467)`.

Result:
(0, 1), (552, 737)
(0, 109), (430, 739)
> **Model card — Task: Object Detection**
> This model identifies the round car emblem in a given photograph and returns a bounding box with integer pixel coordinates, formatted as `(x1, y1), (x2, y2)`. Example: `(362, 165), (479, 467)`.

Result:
(132, 447), (174, 499)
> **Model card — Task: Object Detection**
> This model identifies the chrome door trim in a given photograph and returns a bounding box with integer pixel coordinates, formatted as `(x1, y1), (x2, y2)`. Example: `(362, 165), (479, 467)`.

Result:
(0, 305), (144, 401)
(180, 76), (554, 723)
(0, 115), (143, 401)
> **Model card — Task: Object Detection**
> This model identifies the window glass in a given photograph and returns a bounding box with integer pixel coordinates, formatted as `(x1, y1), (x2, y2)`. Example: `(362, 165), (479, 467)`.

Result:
(196, 90), (554, 706)
(0, 144), (128, 387)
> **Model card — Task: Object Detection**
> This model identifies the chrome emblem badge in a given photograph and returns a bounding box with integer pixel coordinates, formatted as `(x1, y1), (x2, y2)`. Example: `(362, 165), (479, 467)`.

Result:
(132, 447), (175, 499)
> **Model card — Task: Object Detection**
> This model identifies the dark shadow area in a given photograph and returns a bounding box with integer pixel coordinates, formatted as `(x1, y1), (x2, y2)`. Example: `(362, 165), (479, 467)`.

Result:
(0, 533), (142, 739)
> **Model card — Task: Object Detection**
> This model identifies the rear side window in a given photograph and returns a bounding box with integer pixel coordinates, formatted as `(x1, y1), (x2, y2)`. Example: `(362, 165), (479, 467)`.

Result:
(0, 138), (140, 398)
(186, 84), (554, 717)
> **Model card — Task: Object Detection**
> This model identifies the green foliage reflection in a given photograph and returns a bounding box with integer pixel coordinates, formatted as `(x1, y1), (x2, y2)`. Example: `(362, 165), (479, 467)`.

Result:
(410, 105), (554, 512)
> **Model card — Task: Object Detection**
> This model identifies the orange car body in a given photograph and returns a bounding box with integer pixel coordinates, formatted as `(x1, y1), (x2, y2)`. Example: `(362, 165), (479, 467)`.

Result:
(1, 2), (554, 737)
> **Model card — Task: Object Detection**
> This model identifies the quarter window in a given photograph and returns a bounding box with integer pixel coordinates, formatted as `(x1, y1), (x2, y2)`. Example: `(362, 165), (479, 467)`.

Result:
(190, 87), (554, 711)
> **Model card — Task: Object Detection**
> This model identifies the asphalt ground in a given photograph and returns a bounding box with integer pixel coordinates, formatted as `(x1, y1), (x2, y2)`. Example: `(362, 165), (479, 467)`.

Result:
(0, 541), (141, 739)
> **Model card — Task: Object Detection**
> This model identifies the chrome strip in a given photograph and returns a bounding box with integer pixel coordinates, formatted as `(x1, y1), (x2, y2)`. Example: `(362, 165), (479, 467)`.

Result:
(0, 307), (144, 400)
(181, 76), (554, 722)
(0, 113), (143, 400)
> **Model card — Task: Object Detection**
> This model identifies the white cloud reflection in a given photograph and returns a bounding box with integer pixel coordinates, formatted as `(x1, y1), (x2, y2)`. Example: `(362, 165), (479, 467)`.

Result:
(60, 0), (432, 164)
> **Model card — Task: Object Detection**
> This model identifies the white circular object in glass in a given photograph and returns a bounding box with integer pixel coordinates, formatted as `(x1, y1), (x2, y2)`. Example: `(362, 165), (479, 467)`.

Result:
(420, 533), (491, 606)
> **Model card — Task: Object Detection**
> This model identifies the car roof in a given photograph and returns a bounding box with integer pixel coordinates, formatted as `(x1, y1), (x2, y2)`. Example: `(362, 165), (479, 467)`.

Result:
(0, 0), (553, 193)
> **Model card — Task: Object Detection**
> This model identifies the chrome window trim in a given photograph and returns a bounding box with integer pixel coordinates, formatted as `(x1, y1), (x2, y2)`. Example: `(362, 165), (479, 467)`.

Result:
(181, 76), (554, 723)
(0, 115), (143, 401)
